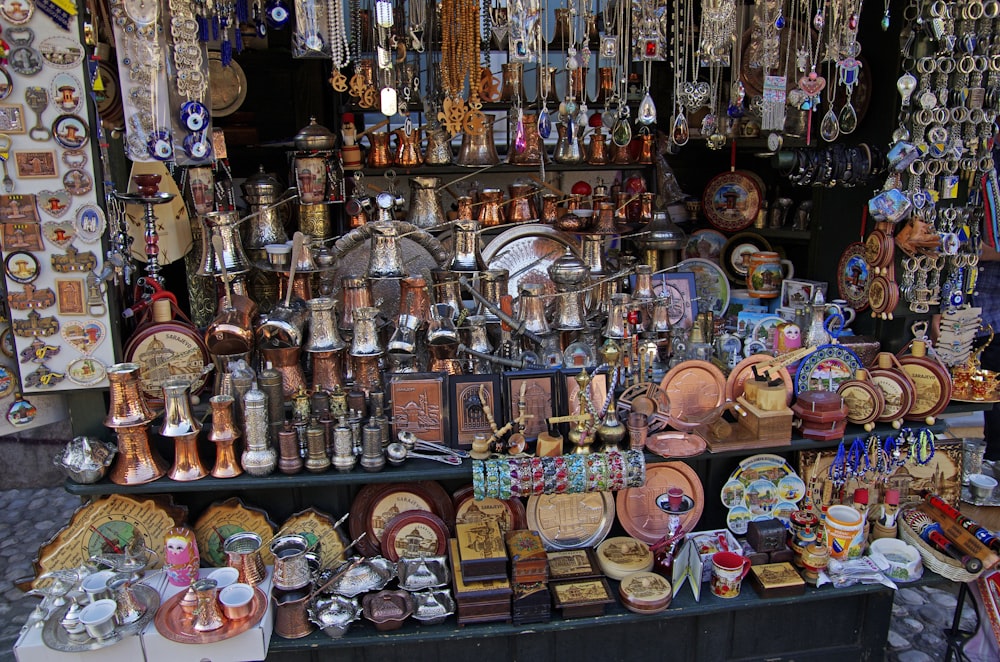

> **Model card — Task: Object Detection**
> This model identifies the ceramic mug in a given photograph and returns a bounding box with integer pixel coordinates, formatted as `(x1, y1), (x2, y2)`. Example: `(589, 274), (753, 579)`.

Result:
(745, 251), (794, 299)
(826, 299), (857, 327)
(711, 551), (751, 598)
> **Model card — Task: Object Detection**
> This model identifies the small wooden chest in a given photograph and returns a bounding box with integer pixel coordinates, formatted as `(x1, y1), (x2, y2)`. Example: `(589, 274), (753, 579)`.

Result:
(449, 539), (512, 625)
(456, 520), (508, 582)
(506, 530), (549, 585)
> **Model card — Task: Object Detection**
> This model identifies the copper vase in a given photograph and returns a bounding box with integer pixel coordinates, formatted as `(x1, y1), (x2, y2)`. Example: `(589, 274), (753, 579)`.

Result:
(104, 363), (155, 428)
(208, 394), (243, 479)
(366, 132), (392, 168)
(611, 141), (632, 165)
(448, 219), (487, 272)
(261, 346), (307, 398)
(456, 115), (500, 166)
(594, 67), (615, 104)
(636, 133), (655, 164)
(351, 354), (383, 393)
(477, 188), (506, 227)
(109, 425), (168, 486)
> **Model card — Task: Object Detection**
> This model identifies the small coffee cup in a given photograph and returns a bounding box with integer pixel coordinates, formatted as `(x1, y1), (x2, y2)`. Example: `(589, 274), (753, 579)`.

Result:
(711, 551), (752, 599)
(208, 566), (240, 590)
(219, 583), (255, 620)
(80, 570), (114, 603)
(79, 599), (118, 640)
(265, 243), (292, 268)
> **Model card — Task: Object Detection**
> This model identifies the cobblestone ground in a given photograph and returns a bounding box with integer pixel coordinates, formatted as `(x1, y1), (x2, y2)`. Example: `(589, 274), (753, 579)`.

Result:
(0, 488), (985, 662)
(1, 488), (82, 662)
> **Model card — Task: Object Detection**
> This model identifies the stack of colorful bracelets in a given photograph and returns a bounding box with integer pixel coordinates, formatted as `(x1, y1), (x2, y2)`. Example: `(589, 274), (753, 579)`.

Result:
(472, 449), (646, 500)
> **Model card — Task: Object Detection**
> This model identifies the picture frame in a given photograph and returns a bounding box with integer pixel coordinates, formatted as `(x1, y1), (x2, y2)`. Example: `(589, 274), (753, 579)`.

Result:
(55, 278), (85, 315)
(448, 373), (503, 450)
(655, 272), (699, 329)
(0, 103), (26, 134)
(389, 372), (447, 445)
(503, 370), (558, 443)
(13, 150), (57, 179)
(780, 279), (828, 310)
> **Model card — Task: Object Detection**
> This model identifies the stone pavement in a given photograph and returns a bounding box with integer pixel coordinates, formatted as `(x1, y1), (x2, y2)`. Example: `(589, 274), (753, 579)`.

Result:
(0, 487), (986, 662)
(0, 488), (82, 662)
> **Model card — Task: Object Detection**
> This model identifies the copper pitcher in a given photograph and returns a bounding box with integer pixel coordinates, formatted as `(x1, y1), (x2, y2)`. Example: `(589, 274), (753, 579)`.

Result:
(456, 114), (500, 166)
(553, 122), (585, 164)
(349, 307), (383, 356)
(104, 362), (155, 428)
(587, 130), (609, 165)
(393, 126), (423, 167)
(507, 183), (538, 222)
(109, 424), (168, 486)
(273, 589), (315, 639)
(476, 268), (509, 322)
(611, 141), (632, 165)
(366, 132), (392, 168)
(196, 211), (253, 277)
(477, 188), (506, 227)
(430, 268), (464, 317)
(517, 284), (551, 336)
(636, 132), (656, 164)
(304, 297), (347, 353)
(311, 349), (346, 392)
(261, 346), (307, 397)
(224, 531), (267, 585)
(508, 112), (547, 166)
(367, 223), (406, 279)
(424, 123), (453, 165)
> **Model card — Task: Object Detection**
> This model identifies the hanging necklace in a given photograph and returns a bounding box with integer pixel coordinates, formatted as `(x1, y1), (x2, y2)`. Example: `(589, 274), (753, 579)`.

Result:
(327, 0), (350, 91)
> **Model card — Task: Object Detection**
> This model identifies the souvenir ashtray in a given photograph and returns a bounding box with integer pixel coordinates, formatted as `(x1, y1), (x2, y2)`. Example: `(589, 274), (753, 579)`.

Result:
(308, 594), (361, 639)
(411, 589), (456, 625)
(397, 556), (449, 591)
(325, 556), (395, 598)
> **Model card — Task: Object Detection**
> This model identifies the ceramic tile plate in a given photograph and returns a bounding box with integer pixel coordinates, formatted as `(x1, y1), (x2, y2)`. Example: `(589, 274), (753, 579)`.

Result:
(526, 492), (615, 551)
(722, 454), (803, 534)
(676, 258), (730, 316)
(616, 462), (705, 544)
(726, 354), (794, 405)
(794, 344), (863, 394)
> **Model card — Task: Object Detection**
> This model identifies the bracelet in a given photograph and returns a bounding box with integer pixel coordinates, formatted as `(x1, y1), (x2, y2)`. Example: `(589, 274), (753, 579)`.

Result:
(472, 460), (486, 500)
(485, 459), (501, 498)
(567, 454), (587, 493)
(498, 460), (512, 499)
(531, 456), (545, 495)
(625, 449), (646, 486)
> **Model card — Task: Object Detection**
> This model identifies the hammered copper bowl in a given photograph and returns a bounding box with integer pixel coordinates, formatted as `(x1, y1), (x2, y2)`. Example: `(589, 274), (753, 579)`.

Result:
(554, 210), (594, 232)
(362, 590), (414, 631)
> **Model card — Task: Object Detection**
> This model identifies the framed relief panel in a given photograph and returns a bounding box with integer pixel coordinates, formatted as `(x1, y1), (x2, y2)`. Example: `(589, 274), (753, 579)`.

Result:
(448, 374), (502, 450)
(389, 373), (447, 445)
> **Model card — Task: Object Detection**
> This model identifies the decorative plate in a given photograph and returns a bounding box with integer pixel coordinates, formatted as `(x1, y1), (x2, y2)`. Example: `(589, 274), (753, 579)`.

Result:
(869, 366), (916, 422)
(837, 242), (871, 312)
(750, 315), (786, 349)
(208, 52), (248, 117)
(278, 508), (347, 571)
(659, 359), (726, 424)
(616, 381), (672, 433)
(452, 485), (527, 535)
(722, 454), (803, 534)
(193, 498), (276, 568)
(722, 232), (771, 283)
(526, 492), (615, 551)
(644, 431), (707, 458)
(155, 585), (267, 643)
(837, 376), (884, 426)
(726, 354), (793, 405)
(349, 481), (453, 558)
(381, 509), (449, 562)
(682, 228), (727, 263)
(331, 221), (447, 329)
(676, 258), (730, 316)
(701, 170), (763, 233)
(794, 344), (864, 394)
(32, 494), (186, 585)
(616, 462), (705, 544)
(481, 223), (583, 300)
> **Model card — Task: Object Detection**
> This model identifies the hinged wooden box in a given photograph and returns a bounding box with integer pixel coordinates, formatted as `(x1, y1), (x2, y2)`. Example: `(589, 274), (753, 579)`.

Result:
(546, 548), (602, 581)
(748, 562), (806, 598)
(456, 520), (509, 582)
(511, 582), (552, 625)
(449, 538), (512, 625)
(506, 530), (548, 585)
(550, 578), (614, 618)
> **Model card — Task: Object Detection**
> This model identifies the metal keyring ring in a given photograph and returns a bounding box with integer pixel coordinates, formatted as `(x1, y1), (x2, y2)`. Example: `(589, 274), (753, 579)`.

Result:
(934, 108), (949, 124)
(938, 58), (956, 74)
(985, 0), (999, 17)
(976, 56), (990, 72)
(971, 108), (986, 124)
(926, 160), (944, 176)
(909, 160), (926, 175)
(918, 57), (937, 74)
(951, 106), (969, 123)
(930, 0), (948, 16)
(968, 0), (985, 18)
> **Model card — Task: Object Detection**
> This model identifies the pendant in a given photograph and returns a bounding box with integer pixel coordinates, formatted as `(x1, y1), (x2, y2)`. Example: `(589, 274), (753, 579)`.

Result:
(6, 392), (36, 425)
(838, 100), (858, 134)
(611, 114), (632, 147)
(881, 10), (890, 31)
(672, 112), (689, 146)
(896, 73), (917, 106)
(180, 101), (209, 132)
(537, 106), (552, 139)
(638, 92), (657, 125)
(379, 86), (397, 116)
(514, 110), (527, 153)
(820, 107), (840, 142)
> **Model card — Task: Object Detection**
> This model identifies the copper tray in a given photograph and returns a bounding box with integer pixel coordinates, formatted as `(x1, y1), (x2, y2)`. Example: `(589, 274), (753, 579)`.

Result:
(452, 485), (527, 534)
(726, 354), (793, 405)
(381, 509), (449, 561)
(480, 224), (583, 299)
(645, 431), (707, 459)
(615, 462), (705, 545)
(660, 360), (727, 429)
(153, 585), (267, 644)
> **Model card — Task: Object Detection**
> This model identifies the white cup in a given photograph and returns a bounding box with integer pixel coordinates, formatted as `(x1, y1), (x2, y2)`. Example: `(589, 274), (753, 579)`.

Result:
(80, 570), (114, 603)
(219, 582), (255, 620)
(208, 566), (240, 590)
(79, 599), (117, 640)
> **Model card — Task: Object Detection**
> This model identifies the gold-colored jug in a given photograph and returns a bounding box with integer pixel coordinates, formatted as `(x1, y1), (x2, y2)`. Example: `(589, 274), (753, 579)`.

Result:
(393, 126), (423, 167)
(366, 132), (392, 168)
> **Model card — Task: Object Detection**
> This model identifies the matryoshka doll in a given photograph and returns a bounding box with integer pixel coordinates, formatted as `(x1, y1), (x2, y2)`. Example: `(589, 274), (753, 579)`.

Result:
(776, 322), (802, 353)
(164, 526), (200, 587)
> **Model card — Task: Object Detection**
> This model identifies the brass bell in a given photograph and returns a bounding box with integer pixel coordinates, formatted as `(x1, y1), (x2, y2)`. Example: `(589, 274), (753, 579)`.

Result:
(367, 223), (406, 279)
(104, 362), (156, 428)
(196, 211), (252, 277)
(448, 220), (487, 272)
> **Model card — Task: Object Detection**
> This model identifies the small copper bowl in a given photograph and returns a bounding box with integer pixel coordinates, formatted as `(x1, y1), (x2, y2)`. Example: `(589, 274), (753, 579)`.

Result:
(362, 590), (414, 631)
(554, 210), (594, 232)
(219, 583), (255, 620)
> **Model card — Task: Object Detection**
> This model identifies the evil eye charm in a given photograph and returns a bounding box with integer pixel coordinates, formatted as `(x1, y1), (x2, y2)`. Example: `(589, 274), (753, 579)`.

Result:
(183, 132), (213, 160)
(180, 100), (209, 132)
(147, 130), (174, 161)
(265, 0), (291, 29)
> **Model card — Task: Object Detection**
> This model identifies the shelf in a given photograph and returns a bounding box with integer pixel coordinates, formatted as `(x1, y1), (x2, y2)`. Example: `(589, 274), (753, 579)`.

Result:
(754, 227), (813, 242)
(268, 573), (914, 652)
(354, 162), (648, 177)
(67, 404), (978, 497)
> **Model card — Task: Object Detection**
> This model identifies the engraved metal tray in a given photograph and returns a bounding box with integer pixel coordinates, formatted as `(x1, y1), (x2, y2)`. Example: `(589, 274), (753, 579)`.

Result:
(411, 589), (456, 625)
(42, 584), (160, 652)
(325, 556), (396, 598)
(397, 556), (450, 591)
(308, 594), (362, 639)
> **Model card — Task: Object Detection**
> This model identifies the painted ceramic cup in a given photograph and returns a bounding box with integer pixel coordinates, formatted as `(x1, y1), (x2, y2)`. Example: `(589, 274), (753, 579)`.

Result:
(745, 251), (793, 298)
(710, 551), (751, 599)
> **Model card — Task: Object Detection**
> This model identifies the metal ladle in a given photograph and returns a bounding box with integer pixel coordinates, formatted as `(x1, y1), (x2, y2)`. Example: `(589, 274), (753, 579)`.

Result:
(386, 442), (463, 465)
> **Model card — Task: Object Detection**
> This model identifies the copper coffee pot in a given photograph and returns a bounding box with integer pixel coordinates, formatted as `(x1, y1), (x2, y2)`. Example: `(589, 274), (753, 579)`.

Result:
(339, 276), (374, 336)
(477, 188), (506, 227)
(366, 131), (392, 168)
(160, 378), (208, 482)
(393, 126), (423, 167)
(507, 182), (538, 223)
(208, 394), (243, 478)
(105, 363), (167, 486)
(205, 236), (256, 358)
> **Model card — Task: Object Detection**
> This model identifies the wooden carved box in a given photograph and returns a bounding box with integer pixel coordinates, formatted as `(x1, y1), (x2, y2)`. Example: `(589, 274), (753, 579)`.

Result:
(505, 529), (548, 585)
(448, 538), (512, 625)
(456, 520), (508, 582)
